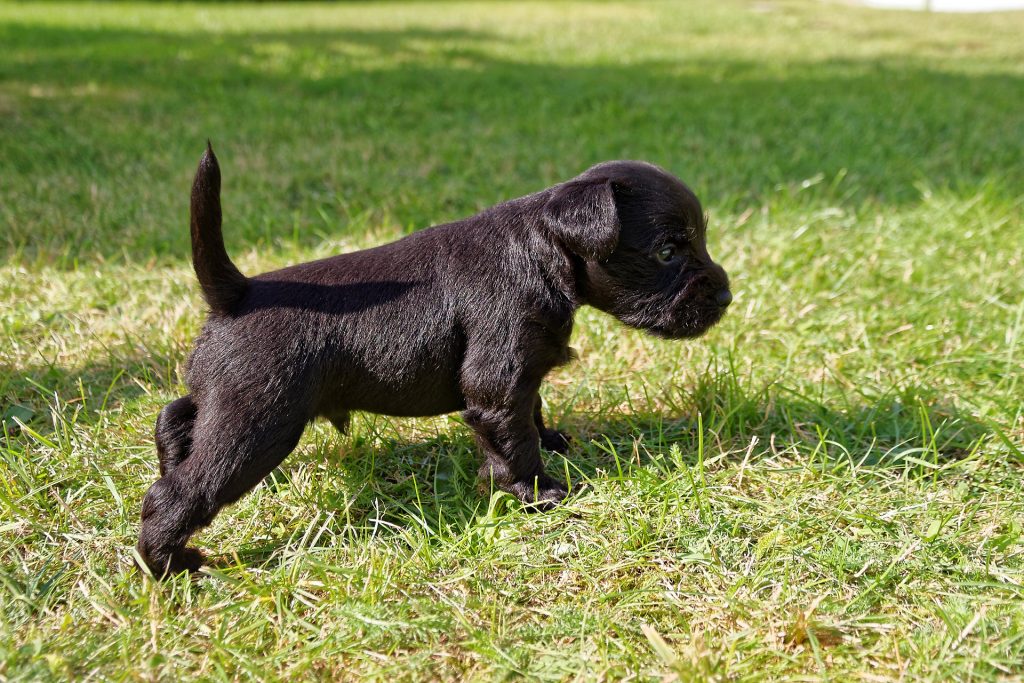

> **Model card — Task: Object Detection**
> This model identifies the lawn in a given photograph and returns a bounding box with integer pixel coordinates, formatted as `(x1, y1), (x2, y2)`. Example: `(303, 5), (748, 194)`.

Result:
(2, 0), (1023, 679)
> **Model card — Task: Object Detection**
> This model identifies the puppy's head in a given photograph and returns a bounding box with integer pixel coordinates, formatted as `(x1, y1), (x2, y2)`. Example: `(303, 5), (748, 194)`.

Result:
(542, 161), (731, 339)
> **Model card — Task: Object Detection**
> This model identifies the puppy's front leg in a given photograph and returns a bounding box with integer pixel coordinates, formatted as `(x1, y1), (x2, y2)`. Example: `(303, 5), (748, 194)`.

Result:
(464, 398), (568, 509)
(533, 395), (571, 454)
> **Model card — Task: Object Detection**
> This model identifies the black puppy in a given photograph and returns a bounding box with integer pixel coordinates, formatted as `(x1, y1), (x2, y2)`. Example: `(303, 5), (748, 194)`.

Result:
(137, 144), (731, 577)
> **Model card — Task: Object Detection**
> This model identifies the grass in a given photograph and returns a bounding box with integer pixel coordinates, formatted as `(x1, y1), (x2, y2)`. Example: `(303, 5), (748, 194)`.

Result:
(2, 0), (1023, 679)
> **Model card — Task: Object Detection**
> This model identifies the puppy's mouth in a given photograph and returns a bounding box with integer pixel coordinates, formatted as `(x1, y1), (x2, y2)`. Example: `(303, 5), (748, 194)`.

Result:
(646, 276), (728, 339)
(647, 307), (724, 339)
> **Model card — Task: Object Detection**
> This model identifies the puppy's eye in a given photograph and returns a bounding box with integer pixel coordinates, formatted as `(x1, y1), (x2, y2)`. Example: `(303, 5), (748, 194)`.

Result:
(655, 245), (677, 264)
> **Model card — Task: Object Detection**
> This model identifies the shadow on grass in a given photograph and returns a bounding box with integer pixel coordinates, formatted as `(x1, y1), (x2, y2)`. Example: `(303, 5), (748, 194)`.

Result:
(3, 21), (1022, 261)
(0, 352), (179, 440)
(2, 352), (993, 575)
(218, 378), (994, 572)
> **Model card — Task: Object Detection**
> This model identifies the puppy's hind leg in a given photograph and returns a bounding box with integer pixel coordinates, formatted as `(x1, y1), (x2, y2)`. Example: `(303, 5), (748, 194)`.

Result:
(155, 395), (197, 477)
(137, 404), (307, 578)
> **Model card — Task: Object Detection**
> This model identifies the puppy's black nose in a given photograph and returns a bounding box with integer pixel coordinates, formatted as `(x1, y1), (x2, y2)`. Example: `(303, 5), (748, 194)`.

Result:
(715, 289), (733, 308)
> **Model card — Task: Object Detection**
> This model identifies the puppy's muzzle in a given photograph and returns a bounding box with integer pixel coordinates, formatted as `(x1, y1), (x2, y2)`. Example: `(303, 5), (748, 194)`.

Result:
(655, 266), (731, 338)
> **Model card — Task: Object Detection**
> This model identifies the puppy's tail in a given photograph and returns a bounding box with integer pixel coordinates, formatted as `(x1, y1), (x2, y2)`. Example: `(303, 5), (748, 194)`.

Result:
(190, 141), (248, 314)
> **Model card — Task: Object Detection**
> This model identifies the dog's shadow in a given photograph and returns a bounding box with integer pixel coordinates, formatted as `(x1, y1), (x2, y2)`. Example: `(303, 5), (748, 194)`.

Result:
(217, 380), (992, 574)
(1, 354), (995, 577)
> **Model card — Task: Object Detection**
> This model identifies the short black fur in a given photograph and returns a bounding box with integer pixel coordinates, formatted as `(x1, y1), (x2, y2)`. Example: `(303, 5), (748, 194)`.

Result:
(138, 146), (731, 577)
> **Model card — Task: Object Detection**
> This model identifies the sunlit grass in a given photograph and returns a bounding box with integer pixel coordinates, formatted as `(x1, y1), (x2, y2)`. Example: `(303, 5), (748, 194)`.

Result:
(2, 1), (1023, 680)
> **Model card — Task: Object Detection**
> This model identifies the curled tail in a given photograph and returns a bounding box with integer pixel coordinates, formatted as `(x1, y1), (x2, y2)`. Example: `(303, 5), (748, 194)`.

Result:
(190, 142), (248, 314)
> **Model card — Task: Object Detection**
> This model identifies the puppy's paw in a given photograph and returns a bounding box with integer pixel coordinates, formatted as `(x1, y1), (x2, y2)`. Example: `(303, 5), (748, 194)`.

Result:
(540, 428), (572, 454)
(173, 547), (206, 575)
(136, 544), (205, 579)
(510, 475), (570, 512)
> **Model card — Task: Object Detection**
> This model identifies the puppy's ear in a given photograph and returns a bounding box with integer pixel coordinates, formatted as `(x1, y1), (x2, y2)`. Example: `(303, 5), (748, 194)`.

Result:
(541, 178), (621, 260)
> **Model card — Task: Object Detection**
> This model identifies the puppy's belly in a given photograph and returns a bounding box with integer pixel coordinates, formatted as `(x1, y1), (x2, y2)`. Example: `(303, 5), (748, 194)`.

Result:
(321, 358), (467, 418)
(343, 383), (466, 418)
